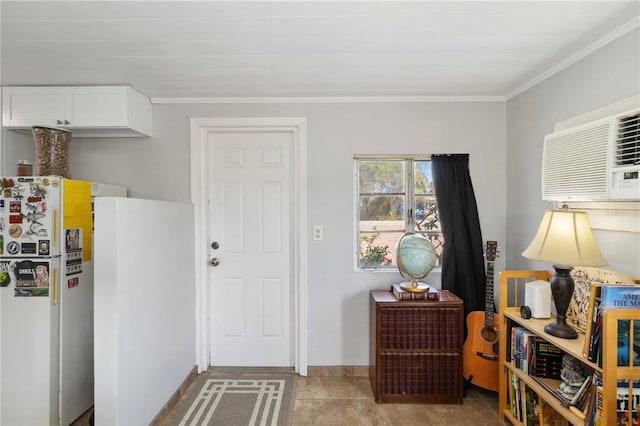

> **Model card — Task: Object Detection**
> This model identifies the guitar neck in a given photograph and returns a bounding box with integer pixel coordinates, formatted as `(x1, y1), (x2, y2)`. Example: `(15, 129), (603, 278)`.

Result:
(484, 261), (495, 327)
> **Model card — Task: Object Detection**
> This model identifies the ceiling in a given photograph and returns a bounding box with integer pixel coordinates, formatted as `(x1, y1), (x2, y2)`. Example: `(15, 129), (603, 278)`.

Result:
(1, 1), (639, 101)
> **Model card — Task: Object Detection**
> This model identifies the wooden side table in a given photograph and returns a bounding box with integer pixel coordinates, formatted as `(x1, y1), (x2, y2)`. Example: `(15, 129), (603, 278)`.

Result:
(369, 290), (463, 403)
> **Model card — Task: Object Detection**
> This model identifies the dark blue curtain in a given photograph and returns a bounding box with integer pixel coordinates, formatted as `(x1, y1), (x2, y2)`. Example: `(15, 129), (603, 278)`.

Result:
(432, 154), (486, 321)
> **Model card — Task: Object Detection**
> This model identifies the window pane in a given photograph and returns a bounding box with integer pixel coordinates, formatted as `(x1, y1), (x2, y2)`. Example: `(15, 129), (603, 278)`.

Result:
(359, 160), (405, 194)
(359, 231), (403, 268)
(359, 195), (405, 221)
(355, 157), (444, 271)
(414, 160), (434, 195)
(415, 196), (440, 232)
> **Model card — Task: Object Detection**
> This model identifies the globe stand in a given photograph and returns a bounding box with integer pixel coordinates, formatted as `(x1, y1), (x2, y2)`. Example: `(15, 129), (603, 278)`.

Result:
(400, 280), (431, 293)
(396, 233), (437, 295)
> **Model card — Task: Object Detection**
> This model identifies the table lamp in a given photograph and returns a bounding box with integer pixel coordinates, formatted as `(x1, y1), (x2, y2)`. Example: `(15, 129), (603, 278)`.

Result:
(521, 209), (607, 339)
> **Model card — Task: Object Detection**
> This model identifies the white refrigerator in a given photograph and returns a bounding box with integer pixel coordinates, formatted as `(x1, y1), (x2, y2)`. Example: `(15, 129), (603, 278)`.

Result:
(0, 176), (126, 425)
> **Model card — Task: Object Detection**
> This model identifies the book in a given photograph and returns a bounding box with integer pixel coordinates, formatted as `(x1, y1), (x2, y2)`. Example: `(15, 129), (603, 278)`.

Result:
(540, 397), (569, 426)
(588, 296), (603, 363)
(597, 284), (640, 368)
(601, 285), (640, 310)
(513, 327), (525, 370)
(533, 338), (563, 380)
(390, 284), (439, 301)
(593, 375), (605, 426)
(522, 331), (537, 374)
(583, 283), (603, 358)
(616, 379), (640, 426)
(510, 369), (523, 421)
(525, 386), (541, 426)
(509, 370), (517, 418)
(584, 373), (601, 426)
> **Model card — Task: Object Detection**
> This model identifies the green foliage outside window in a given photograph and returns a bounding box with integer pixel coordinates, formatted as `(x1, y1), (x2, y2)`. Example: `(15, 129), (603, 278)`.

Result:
(359, 229), (392, 267)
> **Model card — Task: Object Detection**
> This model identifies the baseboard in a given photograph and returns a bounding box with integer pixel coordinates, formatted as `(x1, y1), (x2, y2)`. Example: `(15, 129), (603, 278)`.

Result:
(307, 365), (370, 377)
(149, 365), (198, 425)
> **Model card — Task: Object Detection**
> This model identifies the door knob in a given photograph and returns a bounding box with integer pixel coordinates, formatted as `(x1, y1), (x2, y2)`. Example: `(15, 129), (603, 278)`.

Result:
(209, 258), (220, 267)
(211, 241), (219, 250)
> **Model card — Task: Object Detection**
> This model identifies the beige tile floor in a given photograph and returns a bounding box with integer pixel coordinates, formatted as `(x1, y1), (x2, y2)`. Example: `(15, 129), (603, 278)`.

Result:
(291, 376), (501, 426)
(75, 373), (501, 425)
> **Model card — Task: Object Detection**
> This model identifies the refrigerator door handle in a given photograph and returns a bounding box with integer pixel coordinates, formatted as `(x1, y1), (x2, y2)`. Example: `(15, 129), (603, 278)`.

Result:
(52, 269), (58, 305)
(53, 209), (59, 247)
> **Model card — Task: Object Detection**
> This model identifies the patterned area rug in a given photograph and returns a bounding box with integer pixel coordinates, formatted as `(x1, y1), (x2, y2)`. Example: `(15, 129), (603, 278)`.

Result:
(170, 372), (296, 426)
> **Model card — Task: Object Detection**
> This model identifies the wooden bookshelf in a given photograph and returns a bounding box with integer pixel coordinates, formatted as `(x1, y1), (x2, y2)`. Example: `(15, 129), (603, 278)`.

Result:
(498, 270), (640, 426)
(504, 309), (592, 426)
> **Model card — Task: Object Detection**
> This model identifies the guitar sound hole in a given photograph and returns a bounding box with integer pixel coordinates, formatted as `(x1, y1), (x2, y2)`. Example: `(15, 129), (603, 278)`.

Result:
(480, 326), (498, 344)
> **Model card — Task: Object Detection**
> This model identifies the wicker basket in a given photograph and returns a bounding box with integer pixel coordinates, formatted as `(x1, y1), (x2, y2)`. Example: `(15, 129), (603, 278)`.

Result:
(32, 126), (71, 178)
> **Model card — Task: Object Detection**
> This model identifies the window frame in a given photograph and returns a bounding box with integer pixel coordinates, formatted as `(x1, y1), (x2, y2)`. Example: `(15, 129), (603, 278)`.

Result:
(354, 155), (442, 271)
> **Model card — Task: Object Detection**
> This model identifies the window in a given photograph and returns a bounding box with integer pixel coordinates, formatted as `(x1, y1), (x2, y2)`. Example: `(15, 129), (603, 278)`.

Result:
(355, 157), (444, 270)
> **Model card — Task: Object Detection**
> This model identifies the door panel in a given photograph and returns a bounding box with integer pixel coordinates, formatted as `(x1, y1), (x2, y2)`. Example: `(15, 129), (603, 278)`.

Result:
(208, 130), (293, 366)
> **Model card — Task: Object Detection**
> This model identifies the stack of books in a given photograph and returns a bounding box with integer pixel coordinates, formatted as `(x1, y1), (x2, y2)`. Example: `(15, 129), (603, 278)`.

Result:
(390, 283), (439, 301)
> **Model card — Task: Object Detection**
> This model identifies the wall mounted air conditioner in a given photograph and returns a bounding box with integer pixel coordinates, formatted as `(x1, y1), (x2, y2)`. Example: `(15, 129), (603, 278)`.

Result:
(542, 108), (640, 201)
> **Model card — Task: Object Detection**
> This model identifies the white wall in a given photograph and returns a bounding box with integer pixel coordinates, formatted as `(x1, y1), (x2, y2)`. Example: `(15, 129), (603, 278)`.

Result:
(94, 197), (195, 425)
(506, 28), (640, 277)
(3, 25), (638, 368)
(6, 102), (503, 367)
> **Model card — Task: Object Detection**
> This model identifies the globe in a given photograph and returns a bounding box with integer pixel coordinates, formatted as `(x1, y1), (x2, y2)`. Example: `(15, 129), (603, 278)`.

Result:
(396, 232), (438, 292)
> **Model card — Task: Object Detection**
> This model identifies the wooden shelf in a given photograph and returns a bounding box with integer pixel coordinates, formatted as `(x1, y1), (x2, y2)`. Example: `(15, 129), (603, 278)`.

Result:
(504, 361), (584, 426)
(503, 308), (600, 373)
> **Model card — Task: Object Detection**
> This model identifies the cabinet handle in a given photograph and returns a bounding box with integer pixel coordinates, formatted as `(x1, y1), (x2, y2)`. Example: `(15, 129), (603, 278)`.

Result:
(57, 120), (63, 125)
(63, 120), (70, 125)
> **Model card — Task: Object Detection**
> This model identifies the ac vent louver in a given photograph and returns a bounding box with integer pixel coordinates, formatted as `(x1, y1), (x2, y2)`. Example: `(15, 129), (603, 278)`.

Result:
(616, 112), (640, 166)
(542, 107), (640, 201)
(542, 122), (610, 200)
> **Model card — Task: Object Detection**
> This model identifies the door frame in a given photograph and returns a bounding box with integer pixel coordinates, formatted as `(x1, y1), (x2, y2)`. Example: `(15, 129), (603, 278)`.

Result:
(189, 117), (307, 375)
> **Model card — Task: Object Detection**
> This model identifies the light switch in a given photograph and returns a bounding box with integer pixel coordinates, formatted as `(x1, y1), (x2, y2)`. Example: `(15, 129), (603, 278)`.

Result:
(313, 226), (323, 241)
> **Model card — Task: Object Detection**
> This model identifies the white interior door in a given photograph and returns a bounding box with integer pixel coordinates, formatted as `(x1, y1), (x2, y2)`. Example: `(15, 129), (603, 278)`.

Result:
(208, 130), (294, 366)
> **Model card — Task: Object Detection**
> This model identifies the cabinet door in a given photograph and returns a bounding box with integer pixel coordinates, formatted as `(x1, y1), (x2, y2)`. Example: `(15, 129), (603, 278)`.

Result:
(2, 87), (65, 127)
(65, 86), (128, 127)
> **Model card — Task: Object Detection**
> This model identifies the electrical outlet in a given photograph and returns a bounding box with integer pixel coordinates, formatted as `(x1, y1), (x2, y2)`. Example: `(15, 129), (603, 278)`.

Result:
(313, 226), (323, 241)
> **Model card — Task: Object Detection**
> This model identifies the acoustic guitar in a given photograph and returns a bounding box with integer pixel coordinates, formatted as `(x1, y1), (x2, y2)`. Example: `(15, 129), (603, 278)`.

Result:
(462, 241), (499, 392)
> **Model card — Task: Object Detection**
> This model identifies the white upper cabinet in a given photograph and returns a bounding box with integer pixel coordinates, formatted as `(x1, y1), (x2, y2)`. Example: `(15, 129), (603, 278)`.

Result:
(2, 86), (152, 137)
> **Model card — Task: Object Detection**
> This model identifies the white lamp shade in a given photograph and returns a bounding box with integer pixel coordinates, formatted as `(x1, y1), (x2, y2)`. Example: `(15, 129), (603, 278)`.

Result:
(522, 210), (607, 267)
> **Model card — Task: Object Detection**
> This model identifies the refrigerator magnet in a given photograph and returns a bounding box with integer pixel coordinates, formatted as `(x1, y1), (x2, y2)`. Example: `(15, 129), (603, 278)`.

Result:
(6, 242), (19, 255)
(8, 225), (21, 238)
(38, 241), (50, 256)
(0, 262), (10, 287)
(68, 277), (79, 289)
(21, 243), (36, 255)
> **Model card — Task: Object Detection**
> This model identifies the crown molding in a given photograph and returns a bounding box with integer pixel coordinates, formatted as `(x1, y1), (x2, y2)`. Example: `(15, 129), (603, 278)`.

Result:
(506, 16), (640, 101)
(150, 95), (505, 105)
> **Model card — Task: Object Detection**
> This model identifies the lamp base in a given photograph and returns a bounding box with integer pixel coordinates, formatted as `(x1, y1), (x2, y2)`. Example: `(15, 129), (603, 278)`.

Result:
(545, 265), (578, 340)
(544, 319), (578, 339)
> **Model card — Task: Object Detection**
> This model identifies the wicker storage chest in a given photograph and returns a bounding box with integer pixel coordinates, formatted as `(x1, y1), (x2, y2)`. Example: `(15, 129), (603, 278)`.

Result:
(369, 290), (463, 403)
